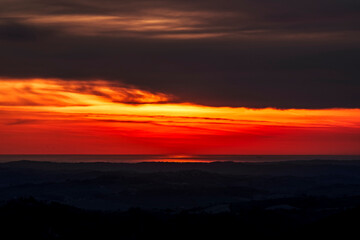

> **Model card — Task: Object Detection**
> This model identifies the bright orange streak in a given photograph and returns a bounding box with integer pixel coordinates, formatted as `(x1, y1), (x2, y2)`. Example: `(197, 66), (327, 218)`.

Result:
(0, 79), (359, 154)
(0, 79), (170, 106)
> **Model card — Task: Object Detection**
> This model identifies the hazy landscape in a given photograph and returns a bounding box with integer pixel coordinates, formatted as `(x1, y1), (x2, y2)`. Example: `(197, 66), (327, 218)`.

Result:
(1, 156), (360, 238)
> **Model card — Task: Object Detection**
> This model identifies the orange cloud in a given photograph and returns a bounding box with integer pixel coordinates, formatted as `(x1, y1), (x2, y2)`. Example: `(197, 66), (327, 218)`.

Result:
(21, 10), (226, 39)
(0, 79), (171, 106)
(0, 78), (359, 154)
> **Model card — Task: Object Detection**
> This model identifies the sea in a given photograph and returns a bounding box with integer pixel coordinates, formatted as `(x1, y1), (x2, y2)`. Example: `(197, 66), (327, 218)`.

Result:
(0, 155), (359, 163)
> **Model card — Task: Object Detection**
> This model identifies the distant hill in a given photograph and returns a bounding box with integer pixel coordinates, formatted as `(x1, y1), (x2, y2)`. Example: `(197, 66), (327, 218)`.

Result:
(1, 160), (360, 210)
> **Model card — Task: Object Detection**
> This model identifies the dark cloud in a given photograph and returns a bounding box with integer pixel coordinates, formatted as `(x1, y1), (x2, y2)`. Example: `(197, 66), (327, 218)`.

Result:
(0, 0), (359, 108)
(0, 20), (56, 41)
(6, 119), (38, 125)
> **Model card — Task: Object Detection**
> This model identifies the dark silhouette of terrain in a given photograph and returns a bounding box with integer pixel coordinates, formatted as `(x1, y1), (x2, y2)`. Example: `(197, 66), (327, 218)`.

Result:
(1, 159), (360, 239)
(1, 160), (360, 210)
(0, 197), (359, 240)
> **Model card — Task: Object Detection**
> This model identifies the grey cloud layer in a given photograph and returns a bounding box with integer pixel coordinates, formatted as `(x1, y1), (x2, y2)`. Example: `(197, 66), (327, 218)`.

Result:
(0, 0), (359, 108)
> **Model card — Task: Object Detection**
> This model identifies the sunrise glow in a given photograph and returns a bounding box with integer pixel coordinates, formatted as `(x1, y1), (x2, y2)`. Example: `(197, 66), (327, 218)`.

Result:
(0, 78), (359, 155)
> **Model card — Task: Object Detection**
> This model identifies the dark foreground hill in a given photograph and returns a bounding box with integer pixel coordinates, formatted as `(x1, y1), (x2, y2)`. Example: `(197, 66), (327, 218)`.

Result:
(0, 197), (358, 240)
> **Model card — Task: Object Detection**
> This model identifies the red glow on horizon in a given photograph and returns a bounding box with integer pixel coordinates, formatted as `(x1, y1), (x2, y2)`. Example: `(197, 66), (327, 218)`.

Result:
(0, 78), (359, 155)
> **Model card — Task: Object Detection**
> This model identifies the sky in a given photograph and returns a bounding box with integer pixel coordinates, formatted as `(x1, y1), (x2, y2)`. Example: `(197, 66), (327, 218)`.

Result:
(0, 0), (359, 154)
